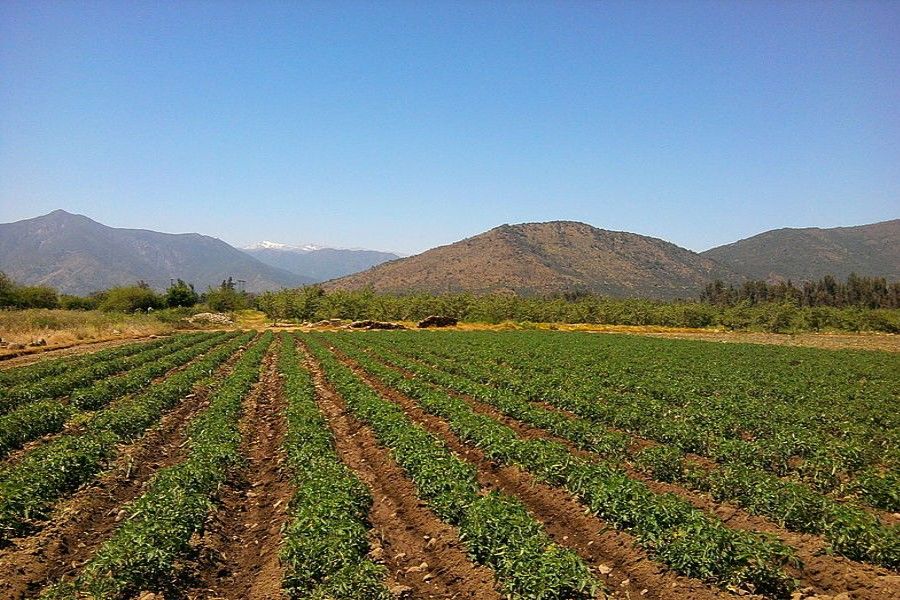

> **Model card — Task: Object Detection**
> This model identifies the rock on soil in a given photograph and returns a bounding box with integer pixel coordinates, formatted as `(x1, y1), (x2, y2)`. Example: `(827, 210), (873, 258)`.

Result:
(187, 312), (234, 326)
(417, 315), (458, 328)
(347, 320), (406, 330)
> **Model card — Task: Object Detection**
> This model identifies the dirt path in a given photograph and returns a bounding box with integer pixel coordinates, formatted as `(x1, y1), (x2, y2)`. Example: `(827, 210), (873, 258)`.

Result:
(301, 343), (502, 600)
(342, 350), (900, 600)
(0, 335), (169, 367)
(188, 346), (293, 600)
(0, 344), (250, 600)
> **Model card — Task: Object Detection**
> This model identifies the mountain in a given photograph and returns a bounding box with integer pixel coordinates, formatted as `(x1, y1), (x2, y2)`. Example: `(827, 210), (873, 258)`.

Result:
(702, 219), (900, 282)
(324, 221), (737, 298)
(244, 243), (400, 282)
(0, 210), (310, 295)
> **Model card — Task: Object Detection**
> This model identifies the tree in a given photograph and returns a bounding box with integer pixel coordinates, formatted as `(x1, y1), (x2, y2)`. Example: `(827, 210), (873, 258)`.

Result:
(165, 279), (199, 308)
(98, 285), (163, 312)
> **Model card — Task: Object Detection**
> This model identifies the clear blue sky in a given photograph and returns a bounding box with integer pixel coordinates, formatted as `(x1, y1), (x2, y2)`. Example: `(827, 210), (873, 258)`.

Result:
(1, 1), (897, 255)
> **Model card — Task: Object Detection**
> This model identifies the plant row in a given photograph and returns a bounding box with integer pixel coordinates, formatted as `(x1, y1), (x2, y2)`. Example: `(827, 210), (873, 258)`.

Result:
(0, 331), (256, 540)
(277, 333), (392, 599)
(304, 335), (599, 600)
(41, 331), (273, 600)
(349, 335), (900, 570)
(0, 331), (217, 414)
(0, 335), (173, 388)
(0, 331), (239, 459)
(325, 335), (797, 598)
(370, 331), (899, 512)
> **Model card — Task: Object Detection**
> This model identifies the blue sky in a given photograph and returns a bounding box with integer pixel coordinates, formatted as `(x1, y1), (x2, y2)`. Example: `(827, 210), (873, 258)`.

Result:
(1, 1), (897, 255)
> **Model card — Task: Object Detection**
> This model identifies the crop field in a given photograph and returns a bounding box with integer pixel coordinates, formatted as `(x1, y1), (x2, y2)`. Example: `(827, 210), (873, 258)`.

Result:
(0, 330), (897, 600)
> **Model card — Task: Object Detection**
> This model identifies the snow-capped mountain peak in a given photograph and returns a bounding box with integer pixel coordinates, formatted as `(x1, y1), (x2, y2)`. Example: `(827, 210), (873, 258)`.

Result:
(243, 240), (324, 252)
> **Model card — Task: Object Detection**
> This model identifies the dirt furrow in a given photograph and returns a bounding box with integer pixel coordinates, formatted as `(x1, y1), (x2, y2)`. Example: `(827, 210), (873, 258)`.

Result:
(0, 343), (251, 600)
(302, 343), (503, 600)
(2, 337), (234, 468)
(329, 349), (730, 600)
(187, 346), (292, 600)
(351, 351), (900, 600)
(0, 334), (168, 367)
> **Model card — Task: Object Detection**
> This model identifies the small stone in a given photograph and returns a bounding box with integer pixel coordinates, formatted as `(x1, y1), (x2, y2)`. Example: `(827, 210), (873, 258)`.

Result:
(598, 564), (612, 575)
(389, 585), (412, 598)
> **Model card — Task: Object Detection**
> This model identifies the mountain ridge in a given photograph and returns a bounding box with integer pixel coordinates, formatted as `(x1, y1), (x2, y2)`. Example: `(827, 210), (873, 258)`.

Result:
(702, 219), (899, 282)
(0, 210), (310, 295)
(324, 220), (739, 299)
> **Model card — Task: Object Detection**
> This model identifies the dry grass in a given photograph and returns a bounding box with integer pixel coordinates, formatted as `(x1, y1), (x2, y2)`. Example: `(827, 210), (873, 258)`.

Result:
(0, 309), (178, 358)
(290, 319), (900, 352)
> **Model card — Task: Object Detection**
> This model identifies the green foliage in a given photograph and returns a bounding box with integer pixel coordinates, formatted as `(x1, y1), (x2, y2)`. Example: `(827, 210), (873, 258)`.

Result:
(98, 285), (163, 312)
(0, 332), (253, 541)
(164, 279), (199, 308)
(305, 335), (599, 599)
(277, 333), (391, 598)
(345, 330), (900, 571)
(328, 335), (796, 596)
(45, 332), (273, 598)
(0, 272), (59, 308)
(254, 287), (900, 333)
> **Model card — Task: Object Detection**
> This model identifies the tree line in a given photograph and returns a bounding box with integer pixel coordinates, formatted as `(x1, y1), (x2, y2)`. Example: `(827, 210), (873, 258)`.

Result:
(257, 285), (899, 333)
(701, 274), (900, 309)
(3, 271), (898, 333)
(0, 272), (247, 313)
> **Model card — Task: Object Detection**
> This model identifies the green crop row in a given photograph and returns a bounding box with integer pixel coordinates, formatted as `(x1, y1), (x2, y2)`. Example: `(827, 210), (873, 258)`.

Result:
(349, 336), (900, 570)
(364, 331), (899, 512)
(0, 332), (255, 540)
(0, 335), (173, 388)
(0, 332), (215, 415)
(277, 333), (392, 599)
(304, 335), (599, 600)
(41, 331), (273, 600)
(325, 334), (797, 598)
(0, 331), (239, 459)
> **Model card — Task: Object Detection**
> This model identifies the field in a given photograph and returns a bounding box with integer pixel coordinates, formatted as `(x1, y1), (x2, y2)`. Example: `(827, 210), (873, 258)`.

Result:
(0, 329), (897, 600)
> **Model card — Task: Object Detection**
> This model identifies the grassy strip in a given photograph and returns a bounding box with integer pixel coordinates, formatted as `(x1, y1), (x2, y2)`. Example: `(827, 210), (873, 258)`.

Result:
(355, 335), (900, 570)
(278, 333), (391, 599)
(327, 335), (797, 598)
(0, 331), (238, 458)
(305, 335), (599, 600)
(0, 336), (172, 387)
(0, 332), (255, 540)
(0, 332), (215, 414)
(41, 332), (274, 599)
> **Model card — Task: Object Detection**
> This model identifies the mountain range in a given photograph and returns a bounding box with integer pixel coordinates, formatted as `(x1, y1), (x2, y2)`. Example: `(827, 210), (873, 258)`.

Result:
(0, 210), (312, 295)
(243, 243), (399, 282)
(700, 220), (899, 282)
(0, 210), (896, 297)
(325, 219), (899, 297)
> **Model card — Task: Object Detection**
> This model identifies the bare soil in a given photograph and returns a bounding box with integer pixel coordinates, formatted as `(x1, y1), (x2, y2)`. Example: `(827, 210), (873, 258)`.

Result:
(0, 335), (166, 367)
(0, 344), (250, 600)
(301, 342), (503, 600)
(332, 349), (733, 600)
(362, 351), (900, 600)
(187, 346), (293, 599)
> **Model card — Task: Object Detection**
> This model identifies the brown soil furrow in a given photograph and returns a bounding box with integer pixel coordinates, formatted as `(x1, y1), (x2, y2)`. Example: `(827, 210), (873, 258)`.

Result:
(301, 343), (503, 600)
(0, 334), (168, 367)
(188, 345), (292, 600)
(2, 338), (235, 468)
(329, 349), (731, 600)
(0, 342), (252, 600)
(356, 351), (900, 600)
(404, 349), (899, 526)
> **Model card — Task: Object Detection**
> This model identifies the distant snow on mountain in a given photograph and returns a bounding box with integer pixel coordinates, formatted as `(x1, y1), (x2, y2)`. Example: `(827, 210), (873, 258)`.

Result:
(242, 241), (401, 282)
(243, 240), (324, 252)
